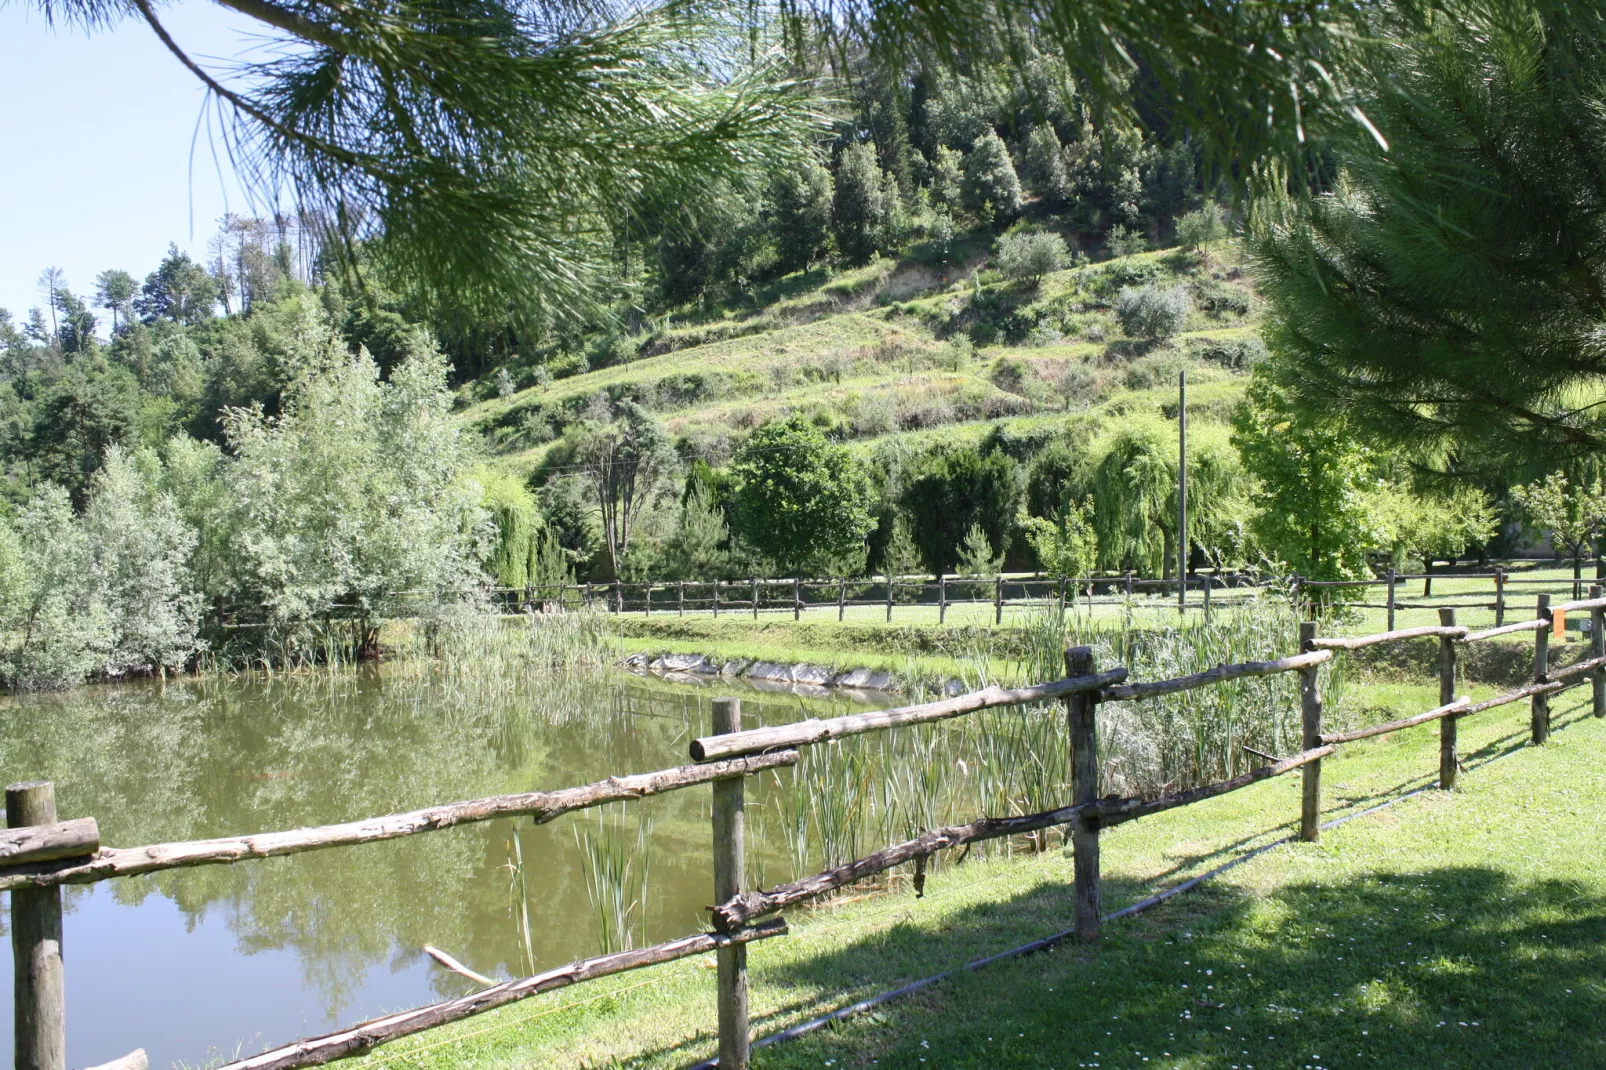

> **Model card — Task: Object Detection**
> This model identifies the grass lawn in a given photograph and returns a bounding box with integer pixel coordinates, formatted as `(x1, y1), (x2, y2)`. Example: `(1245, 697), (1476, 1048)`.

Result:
(350, 681), (1606, 1070)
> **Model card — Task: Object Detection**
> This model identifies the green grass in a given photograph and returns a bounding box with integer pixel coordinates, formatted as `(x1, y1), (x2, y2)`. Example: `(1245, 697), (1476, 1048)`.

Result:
(351, 679), (1606, 1069)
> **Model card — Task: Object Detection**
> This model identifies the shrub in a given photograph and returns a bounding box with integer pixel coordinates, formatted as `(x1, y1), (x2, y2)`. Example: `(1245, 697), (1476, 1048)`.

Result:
(1116, 284), (1192, 340)
(1106, 224), (1148, 258)
(996, 231), (1070, 287)
(1194, 278), (1253, 317)
(1192, 336), (1267, 369)
(1175, 203), (1229, 250)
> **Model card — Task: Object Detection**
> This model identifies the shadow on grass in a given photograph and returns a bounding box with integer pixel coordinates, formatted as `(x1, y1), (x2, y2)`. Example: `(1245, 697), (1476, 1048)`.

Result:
(713, 863), (1606, 1069)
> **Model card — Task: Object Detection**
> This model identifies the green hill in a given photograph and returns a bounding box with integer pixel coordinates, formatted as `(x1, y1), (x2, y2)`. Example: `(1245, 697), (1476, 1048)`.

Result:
(460, 237), (1263, 482)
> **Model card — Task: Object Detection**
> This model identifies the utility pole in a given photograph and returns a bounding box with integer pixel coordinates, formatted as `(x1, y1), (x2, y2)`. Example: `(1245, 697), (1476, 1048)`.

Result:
(1178, 369), (1187, 613)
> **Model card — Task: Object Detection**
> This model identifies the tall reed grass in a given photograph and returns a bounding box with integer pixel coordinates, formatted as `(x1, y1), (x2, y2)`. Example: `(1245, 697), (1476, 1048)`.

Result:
(573, 802), (654, 955)
(756, 594), (1348, 882)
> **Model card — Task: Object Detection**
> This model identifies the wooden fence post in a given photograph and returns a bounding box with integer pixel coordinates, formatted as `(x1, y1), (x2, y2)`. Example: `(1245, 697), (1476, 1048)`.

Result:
(1495, 568), (1506, 627)
(994, 576), (1003, 625)
(9, 781), (66, 1070)
(713, 580), (720, 619)
(1533, 594), (1551, 745)
(1592, 584), (1604, 719)
(938, 574), (947, 624)
(1438, 607), (1459, 790)
(1124, 571), (1133, 598)
(885, 577), (893, 623)
(838, 578), (846, 622)
(710, 699), (749, 1070)
(752, 578), (759, 620)
(678, 581), (685, 618)
(1064, 647), (1100, 942)
(1385, 568), (1397, 632)
(1299, 622), (1323, 841)
(644, 583), (651, 618)
(793, 578), (801, 621)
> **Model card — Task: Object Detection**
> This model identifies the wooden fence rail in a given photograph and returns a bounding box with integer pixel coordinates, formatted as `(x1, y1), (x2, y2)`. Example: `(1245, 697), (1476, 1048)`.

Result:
(7, 588), (1606, 1070)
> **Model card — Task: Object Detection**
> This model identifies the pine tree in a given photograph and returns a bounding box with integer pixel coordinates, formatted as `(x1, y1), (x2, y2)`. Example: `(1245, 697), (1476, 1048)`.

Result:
(833, 142), (887, 264)
(772, 155), (834, 272)
(963, 131), (1022, 224)
(1023, 125), (1069, 203)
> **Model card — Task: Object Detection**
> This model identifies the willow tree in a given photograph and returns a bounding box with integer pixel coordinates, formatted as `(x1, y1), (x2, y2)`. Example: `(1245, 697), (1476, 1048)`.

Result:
(1251, 1), (1606, 474)
(1087, 419), (1245, 577)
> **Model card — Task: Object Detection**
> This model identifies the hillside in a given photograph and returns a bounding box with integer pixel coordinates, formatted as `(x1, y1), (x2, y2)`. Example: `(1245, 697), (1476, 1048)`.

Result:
(458, 235), (1263, 481)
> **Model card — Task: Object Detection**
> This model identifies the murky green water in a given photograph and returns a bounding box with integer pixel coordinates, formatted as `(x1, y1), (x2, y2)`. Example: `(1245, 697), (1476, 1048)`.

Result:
(0, 667), (892, 1069)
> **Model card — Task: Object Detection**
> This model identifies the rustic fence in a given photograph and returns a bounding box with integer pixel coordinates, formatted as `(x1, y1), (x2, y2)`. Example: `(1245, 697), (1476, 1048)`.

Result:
(497, 565), (1605, 630)
(6, 589), (1606, 1070)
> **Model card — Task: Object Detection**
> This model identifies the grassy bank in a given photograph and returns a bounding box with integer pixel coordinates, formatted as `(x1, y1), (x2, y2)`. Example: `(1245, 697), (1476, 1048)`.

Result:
(346, 679), (1606, 1070)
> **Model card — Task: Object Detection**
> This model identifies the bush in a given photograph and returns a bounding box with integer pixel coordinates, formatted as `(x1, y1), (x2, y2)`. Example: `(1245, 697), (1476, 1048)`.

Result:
(1194, 277), (1252, 317)
(1176, 203), (1229, 250)
(1192, 336), (1267, 369)
(1106, 224), (1148, 258)
(1116, 284), (1192, 340)
(996, 231), (1070, 287)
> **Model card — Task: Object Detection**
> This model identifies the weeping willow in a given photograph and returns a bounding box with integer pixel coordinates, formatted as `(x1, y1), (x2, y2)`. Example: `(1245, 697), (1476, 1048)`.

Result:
(1087, 418), (1246, 576)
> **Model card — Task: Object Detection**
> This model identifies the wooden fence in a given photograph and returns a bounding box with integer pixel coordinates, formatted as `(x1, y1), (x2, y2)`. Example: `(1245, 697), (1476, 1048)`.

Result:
(6, 590), (1606, 1070)
(495, 566), (1606, 629)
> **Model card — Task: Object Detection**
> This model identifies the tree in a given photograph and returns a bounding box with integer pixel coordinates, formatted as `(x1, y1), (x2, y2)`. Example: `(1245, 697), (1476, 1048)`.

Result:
(53, 288), (98, 356)
(37, 267), (65, 352)
(0, 484), (110, 690)
(479, 468), (546, 590)
(1230, 370), (1379, 581)
(955, 523), (1002, 597)
(1176, 204), (1228, 251)
(772, 155), (834, 272)
(571, 400), (676, 580)
(1249, 2), (1606, 472)
(834, 142), (887, 264)
(665, 481), (732, 579)
(1023, 124), (1069, 202)
(996, 231), (1068, 287)
(223, 323), (491, 653)
(1019, 497), (1097, 582)
(1116, 284), (1190, 340)
(881, 515), (923, 591)
(95, 270), (138, 334)
(729, 415), (875, 576)
(1512, 472), (1606, 595)
(27, 362), (143, 500)
(1380, 484), (1498, 595)
(136, 245), (218, 325)
(82, 446), (203, 676)
(963, 130), (1022, 224)
(929, 146), (966, 214)
(1106, 224), (1148, 257)
(902, 445), (1023, 575)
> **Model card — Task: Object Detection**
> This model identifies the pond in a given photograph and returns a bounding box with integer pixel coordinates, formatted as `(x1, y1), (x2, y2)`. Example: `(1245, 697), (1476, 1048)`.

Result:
(0, 666), (898, 1070)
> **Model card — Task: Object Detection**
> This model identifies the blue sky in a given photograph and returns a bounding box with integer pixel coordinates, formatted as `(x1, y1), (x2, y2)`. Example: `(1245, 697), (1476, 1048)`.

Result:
(0, 1), (273, 321)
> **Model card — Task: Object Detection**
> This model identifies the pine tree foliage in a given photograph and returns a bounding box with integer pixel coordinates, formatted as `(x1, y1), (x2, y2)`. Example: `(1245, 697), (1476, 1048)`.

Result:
(1251, 1), (1606, 472)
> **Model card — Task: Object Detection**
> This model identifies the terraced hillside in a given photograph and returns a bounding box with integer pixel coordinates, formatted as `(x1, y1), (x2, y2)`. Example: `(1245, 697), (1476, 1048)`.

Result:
(459, 236), (1262, 479)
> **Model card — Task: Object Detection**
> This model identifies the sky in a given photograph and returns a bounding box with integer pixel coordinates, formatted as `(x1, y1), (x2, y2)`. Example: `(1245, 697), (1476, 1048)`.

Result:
(0, 1), (275, 322)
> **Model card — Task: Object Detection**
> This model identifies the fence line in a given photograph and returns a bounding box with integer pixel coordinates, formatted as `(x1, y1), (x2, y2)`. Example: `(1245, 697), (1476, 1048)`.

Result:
(6, 586), (1606, 1070)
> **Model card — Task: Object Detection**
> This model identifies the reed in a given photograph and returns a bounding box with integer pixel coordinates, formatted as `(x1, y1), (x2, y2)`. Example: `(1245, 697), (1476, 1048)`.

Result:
(573, 802), (654, 956)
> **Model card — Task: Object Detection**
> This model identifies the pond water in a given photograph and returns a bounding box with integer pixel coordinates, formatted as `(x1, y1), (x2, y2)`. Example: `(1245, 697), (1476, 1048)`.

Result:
(0, 667), (895, 1070)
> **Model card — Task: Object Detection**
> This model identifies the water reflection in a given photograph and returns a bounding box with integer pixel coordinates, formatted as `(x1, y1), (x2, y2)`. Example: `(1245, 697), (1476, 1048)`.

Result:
(0, 667), (887, 1069)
